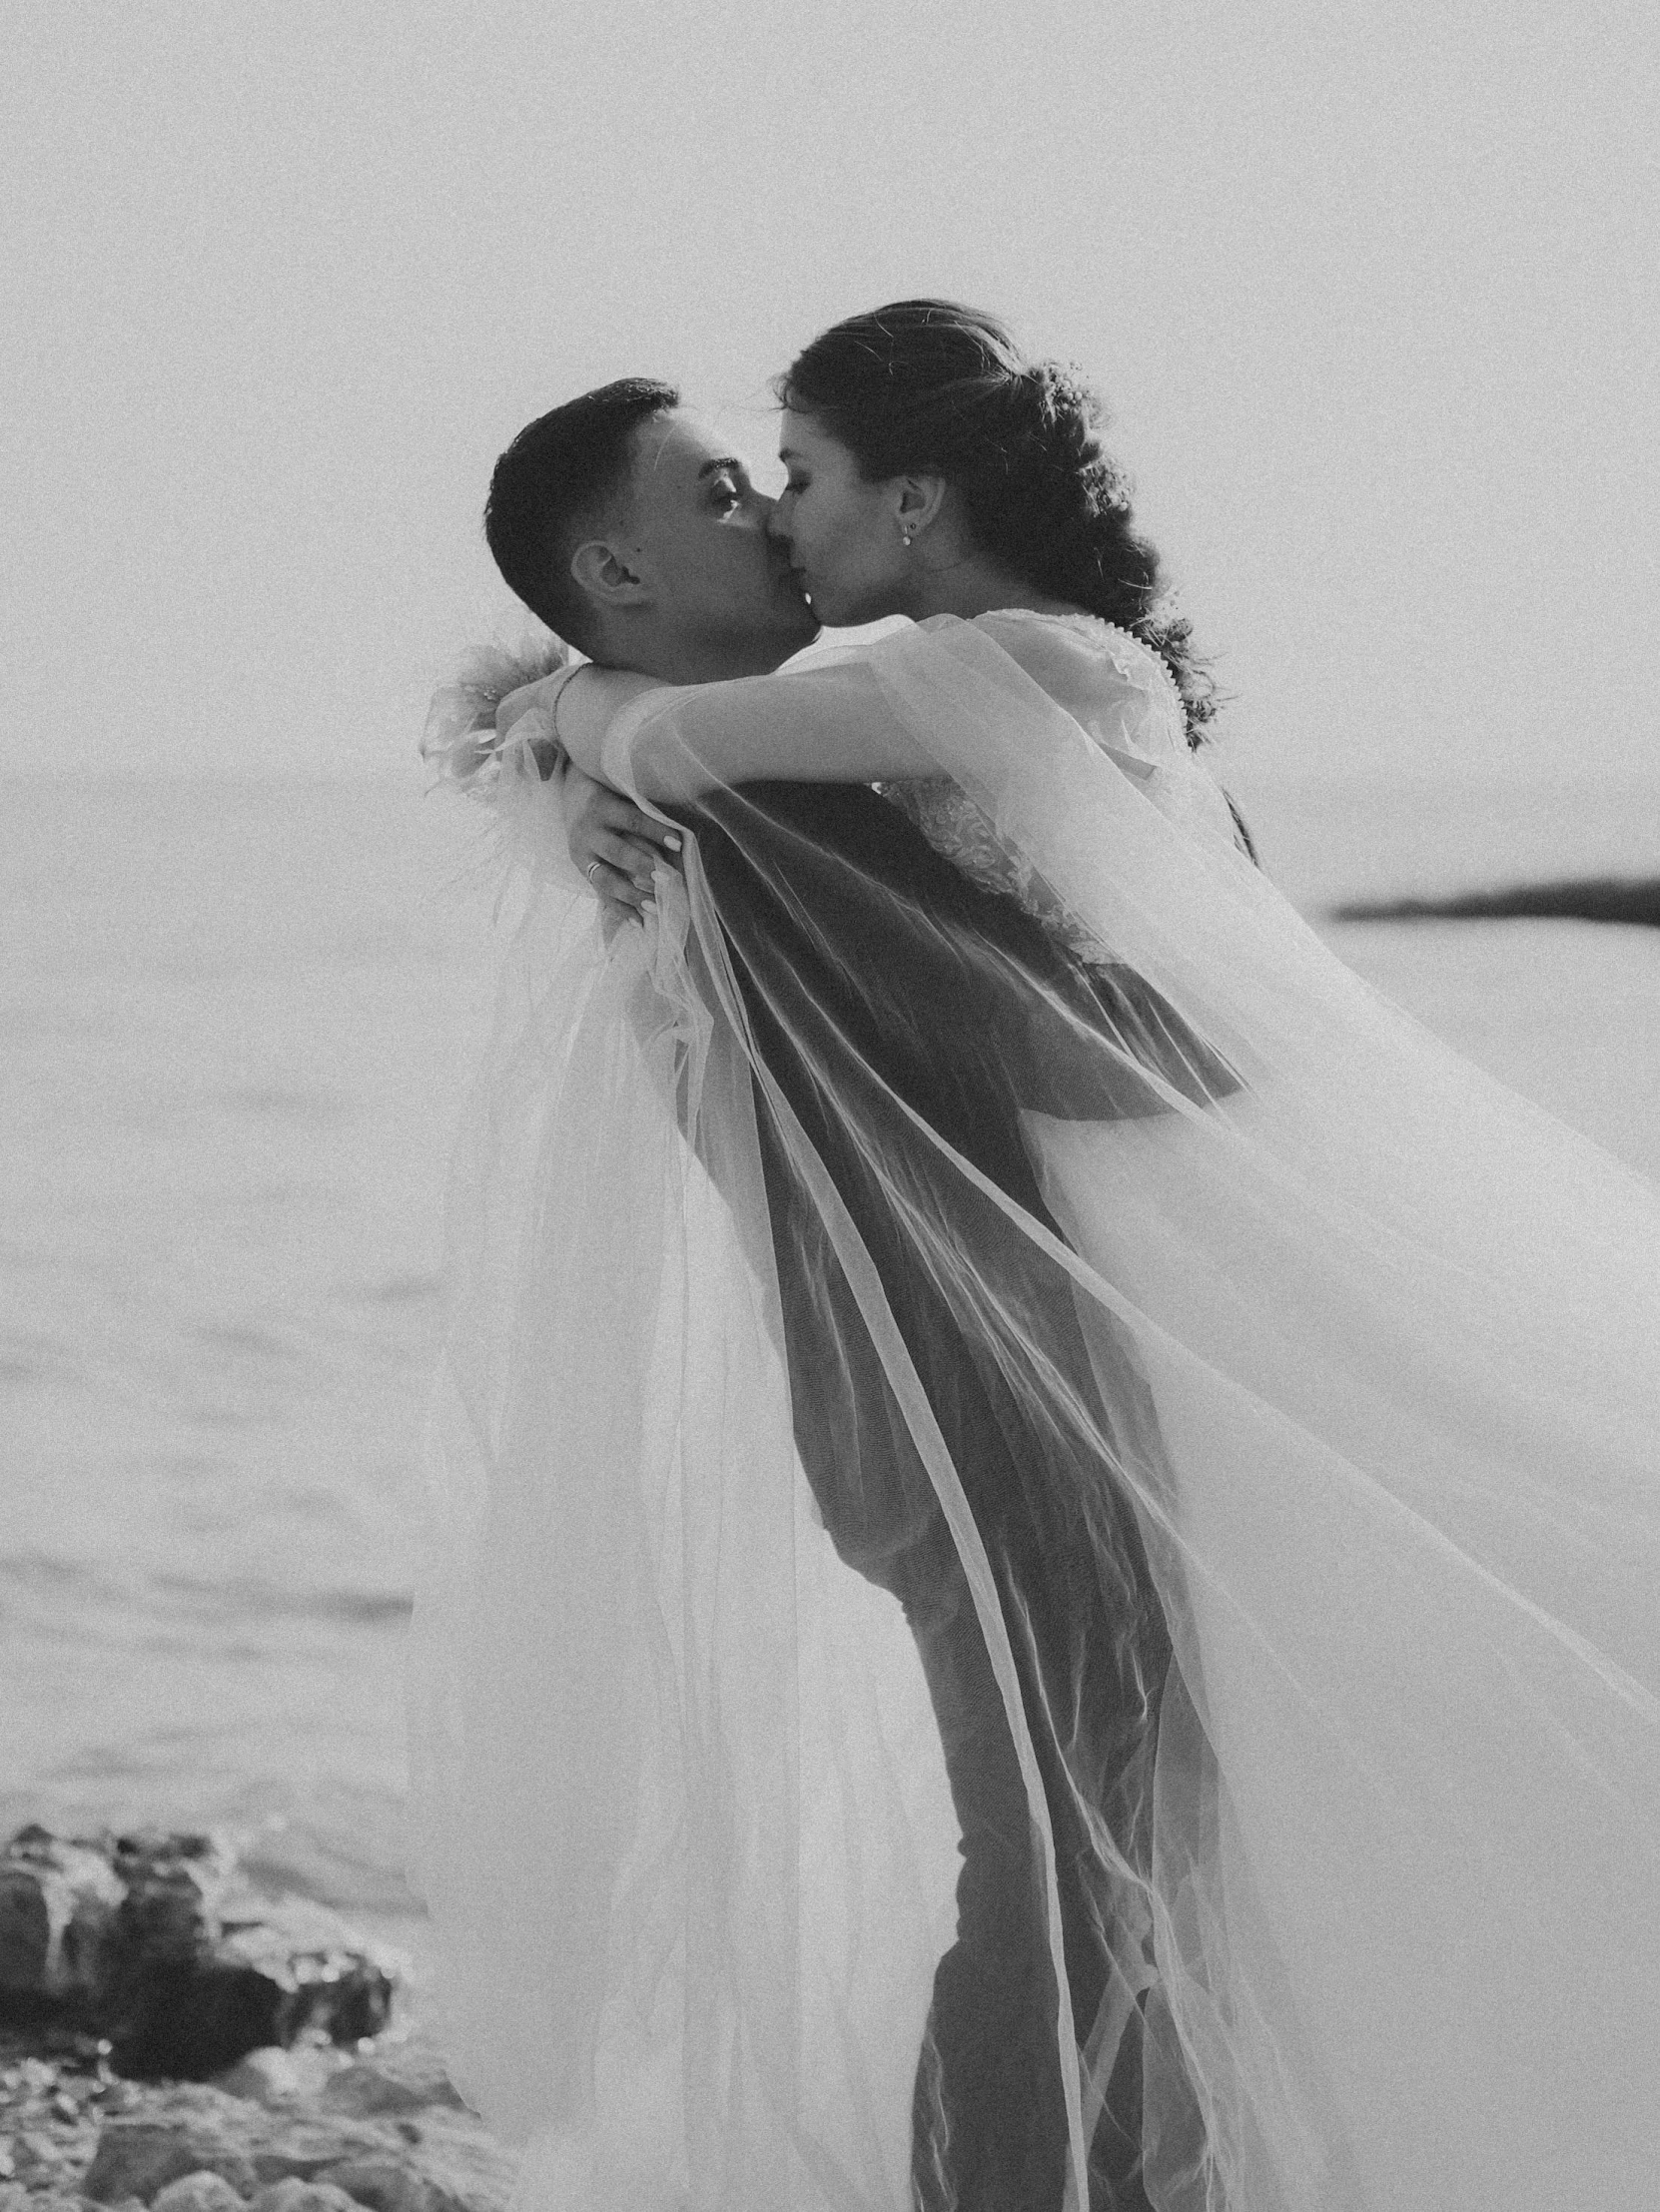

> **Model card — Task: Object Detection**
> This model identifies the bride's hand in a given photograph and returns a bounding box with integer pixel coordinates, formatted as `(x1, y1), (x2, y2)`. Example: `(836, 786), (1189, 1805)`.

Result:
(558, 759), (682, 926)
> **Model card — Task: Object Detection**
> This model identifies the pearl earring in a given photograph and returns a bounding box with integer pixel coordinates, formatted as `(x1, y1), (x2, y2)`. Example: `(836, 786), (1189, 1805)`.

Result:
(900, 526), (914, 548)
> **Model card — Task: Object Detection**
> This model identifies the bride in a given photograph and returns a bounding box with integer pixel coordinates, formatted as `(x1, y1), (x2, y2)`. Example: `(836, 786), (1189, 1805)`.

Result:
(416, 302), (1660, 2212)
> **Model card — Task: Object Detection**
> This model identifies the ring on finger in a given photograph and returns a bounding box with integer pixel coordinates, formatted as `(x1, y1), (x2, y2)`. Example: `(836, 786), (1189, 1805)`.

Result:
(584, 860), (603, 883)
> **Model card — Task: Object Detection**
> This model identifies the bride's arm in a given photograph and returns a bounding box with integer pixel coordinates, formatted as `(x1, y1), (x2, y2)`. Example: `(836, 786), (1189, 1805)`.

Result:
(550, 659), (941, 800)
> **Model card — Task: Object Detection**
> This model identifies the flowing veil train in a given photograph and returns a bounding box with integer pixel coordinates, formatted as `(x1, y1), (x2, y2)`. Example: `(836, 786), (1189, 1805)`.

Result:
(413, 612), (1660, 2211)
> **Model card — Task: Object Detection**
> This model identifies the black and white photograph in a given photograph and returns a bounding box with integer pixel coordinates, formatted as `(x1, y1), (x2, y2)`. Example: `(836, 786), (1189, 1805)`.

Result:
(4, 5), (1659, 2207)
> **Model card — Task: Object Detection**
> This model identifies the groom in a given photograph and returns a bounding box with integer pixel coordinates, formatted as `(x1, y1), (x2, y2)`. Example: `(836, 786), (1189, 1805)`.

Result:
(485, 379), (1194, 2212)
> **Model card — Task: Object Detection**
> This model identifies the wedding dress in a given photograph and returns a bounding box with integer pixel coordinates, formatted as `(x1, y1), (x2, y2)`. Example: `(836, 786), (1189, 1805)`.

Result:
(413, 612), (1660, 2212)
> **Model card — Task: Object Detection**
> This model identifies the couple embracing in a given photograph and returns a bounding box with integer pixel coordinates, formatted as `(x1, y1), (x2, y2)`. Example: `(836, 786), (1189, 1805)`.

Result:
(415, 303), (1660, 2212)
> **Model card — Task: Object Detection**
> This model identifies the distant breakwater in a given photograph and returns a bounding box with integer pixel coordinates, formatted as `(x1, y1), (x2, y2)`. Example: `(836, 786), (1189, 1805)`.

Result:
(1331, 877), (1660, 929)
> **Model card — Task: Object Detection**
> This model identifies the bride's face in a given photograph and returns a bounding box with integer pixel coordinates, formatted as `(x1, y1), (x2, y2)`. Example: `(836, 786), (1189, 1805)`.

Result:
(772, 408), (918, 628)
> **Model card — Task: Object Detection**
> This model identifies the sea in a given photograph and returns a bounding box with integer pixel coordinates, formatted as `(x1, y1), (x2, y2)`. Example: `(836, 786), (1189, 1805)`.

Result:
(3, 767), (1659, 1959)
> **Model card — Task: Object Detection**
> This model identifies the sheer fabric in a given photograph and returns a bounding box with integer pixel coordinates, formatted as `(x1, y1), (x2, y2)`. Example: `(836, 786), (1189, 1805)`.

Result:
(413, 613), (1660, 2212)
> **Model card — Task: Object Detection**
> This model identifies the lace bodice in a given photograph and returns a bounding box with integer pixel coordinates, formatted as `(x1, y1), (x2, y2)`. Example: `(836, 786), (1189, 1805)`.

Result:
(875, 613), (1219, 968)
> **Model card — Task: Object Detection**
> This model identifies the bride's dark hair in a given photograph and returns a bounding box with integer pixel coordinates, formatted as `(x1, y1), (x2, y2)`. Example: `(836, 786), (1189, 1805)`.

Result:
(777, 300), (1217, 748)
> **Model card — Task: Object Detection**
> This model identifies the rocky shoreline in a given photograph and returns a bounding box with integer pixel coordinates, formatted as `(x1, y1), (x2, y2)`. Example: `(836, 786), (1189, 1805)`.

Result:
(1330, 874), (1660, 927)
(0, 2032), (516, 2212)
(0, 1833), (514, 2212)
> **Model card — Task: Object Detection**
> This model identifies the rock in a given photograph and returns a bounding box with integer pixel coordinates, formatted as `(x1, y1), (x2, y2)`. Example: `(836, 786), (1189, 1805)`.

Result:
(317, 2055), (463, 2120)
(12, 2125), (79, 2184)
(315, 2160), (431, 2212)
(100, 1958), (269, 2089)
(110, 1906), (396, 2081)
(80, 2118), (259, 2204)
(0, 2054), (56, 2094)
(109, 1948), (379, 2082)
(250, 2125), (401, 2186)
(1331, 875), (1660, 929)
(209, 1905), (396, 2050)
(94, 1835), (241, 2069)
(212, 2048), (353, 2111)
(152, 2176), (249, 2212)
(114, 2086), (254, 2131)
(209, 2051), (305, 2109)
(108, 1841), (236, 1973)
(0, 1832), (125, 2015)
(390, 2113), (514, 2212)
(247, 2185), (359, 2212)
(0, 1831), (401, 2081)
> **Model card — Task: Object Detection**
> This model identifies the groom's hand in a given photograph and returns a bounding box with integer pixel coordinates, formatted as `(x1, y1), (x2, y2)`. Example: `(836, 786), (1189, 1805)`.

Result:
(558, 759), (682, 928)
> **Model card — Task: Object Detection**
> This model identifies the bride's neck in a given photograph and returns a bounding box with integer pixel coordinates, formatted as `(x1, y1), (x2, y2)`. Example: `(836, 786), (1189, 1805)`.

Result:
(895, 548), (1079, 624)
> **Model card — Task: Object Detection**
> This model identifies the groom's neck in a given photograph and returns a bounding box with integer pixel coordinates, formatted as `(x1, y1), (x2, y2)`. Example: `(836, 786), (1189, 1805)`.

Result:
(590, 619), (799, 687)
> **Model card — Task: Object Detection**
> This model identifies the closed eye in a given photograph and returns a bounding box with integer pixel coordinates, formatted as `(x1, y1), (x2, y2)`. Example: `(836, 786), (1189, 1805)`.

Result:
(699, 456), (753, 514)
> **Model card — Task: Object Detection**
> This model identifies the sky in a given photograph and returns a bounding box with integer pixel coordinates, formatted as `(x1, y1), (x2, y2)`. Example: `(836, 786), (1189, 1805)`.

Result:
(3, 0), (1658, 784)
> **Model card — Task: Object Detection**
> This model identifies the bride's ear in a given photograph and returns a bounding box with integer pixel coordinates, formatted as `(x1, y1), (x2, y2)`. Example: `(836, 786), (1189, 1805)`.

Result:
(570, 538), (647, 611)
(895, 473), (949, 544)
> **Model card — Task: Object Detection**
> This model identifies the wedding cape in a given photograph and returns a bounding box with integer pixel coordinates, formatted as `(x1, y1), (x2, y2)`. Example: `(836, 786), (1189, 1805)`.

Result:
(413, 613), (1660, 2212)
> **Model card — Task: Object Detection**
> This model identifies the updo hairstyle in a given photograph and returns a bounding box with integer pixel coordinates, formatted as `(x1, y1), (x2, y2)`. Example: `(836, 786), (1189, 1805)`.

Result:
(777, 301), (1216, 747)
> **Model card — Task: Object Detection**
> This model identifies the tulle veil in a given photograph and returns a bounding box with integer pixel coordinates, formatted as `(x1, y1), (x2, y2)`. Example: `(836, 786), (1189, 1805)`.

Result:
(412, 614), (1660, 2212)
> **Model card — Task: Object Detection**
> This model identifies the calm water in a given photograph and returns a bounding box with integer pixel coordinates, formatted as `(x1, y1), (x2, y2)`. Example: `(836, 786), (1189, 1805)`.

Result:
(3, 767), (1658, 1927)
(1, 777), (499, 1922)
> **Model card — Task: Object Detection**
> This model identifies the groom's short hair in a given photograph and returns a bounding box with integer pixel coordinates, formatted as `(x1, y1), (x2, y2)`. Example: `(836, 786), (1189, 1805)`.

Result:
(485, 377), (679, 650)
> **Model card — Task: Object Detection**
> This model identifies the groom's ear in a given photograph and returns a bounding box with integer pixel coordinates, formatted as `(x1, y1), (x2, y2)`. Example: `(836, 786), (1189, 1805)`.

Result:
(569, 538), (648, 612)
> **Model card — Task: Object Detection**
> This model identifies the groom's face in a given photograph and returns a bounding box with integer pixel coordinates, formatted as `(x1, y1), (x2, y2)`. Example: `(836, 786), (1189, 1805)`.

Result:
(617, 410), (818, 656)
